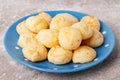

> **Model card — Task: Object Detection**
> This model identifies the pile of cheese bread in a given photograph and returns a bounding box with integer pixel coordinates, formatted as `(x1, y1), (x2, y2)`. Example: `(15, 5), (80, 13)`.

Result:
(16, 12), (104, 64)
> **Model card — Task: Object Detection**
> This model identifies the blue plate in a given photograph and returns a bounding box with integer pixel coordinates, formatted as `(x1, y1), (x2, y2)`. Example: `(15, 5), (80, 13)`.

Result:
(4, 10), (115, 73)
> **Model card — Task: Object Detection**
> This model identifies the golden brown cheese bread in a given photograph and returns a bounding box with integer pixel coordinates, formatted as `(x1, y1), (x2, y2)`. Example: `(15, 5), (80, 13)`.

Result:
(16, 21), (35, 35)
(17, 33), (36, 48)
(38, 12), (52, 24)
(82, 29), (104, 48)
(73, 46), (96, 63)
(16, 12), (103, 64)
(48, 45), (72, 64)
(58, 27), (82, 50)
(22, 43), (47, 62)
(71, 22), (93, 40)
(36, 29), (59, 48)
(25, 16), (49, 33)
(50, 13), (78, 31)
(80, 16), (100, 30)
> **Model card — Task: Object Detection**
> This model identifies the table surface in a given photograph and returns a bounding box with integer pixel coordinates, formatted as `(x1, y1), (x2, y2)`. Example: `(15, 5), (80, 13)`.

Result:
(0, 0), (120, 80)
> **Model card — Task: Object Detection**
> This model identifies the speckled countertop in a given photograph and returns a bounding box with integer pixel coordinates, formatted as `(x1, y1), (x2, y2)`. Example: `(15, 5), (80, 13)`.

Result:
(0, 0), (120, 80)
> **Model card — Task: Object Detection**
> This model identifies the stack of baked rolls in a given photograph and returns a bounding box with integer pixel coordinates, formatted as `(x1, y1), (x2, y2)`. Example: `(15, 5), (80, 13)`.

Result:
(16, 12), (104, 64)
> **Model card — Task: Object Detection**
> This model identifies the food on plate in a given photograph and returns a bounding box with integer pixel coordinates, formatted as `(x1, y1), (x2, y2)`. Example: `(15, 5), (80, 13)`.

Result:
(16, 12), (103, 64)
(80, 16), (100, 30)
(82, 29), (104, 48)
(72, 46), (96, 63)
(38, 12), (52, 24)
(22, 43), (47, 62)
(17, 33), (36, 48)
(25, 16), (49, 33)
(36, 29), (59, 48)
(58, 27), (82, 50)
(71, 22), (93, 40)
(16, 21), (34, 35)
(48, 46), (72, 64)
(50, 13), (78, 31)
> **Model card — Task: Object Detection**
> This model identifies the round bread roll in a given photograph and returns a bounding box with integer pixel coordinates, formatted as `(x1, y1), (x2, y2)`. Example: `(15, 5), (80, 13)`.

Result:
(17, 33), (36, 48)
(80, 16), (100, 30)
(73, 46), (96, 63)
(38, 12), (52, 24)
(22, 44), (47, 62)
(50, 13), (78, 31)
(36, 29), (59, 48)
(16, 21), (34, 35)
(82, 29), (104, 48)
(48, 46), (72, 64)
(58, 27), (82, 50)
(25, 16), (48, 33)
(71, 22), (93, 40)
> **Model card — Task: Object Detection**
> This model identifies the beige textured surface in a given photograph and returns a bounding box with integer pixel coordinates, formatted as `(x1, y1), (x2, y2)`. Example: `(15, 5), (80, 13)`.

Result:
(0, 0), (120, 80)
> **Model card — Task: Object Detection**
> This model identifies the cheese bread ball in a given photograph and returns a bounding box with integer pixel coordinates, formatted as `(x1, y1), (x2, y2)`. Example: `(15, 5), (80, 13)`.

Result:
(50, 13), (78, 31)
(38, 12), (52, 24)
(25, 16), (49, 33)
(16, 21), (34, 35)
(73, 46), (96, 63)
(17, 33), (36, 48)
(48, 46), (72, 64)
(71, 22), (93, 40)
(22, 44), (47, 62)
(36, 29), (59, 48)
(82, 29), (104, 48)
(80, 16), (100, 31)
(58, 27), (82, 50)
